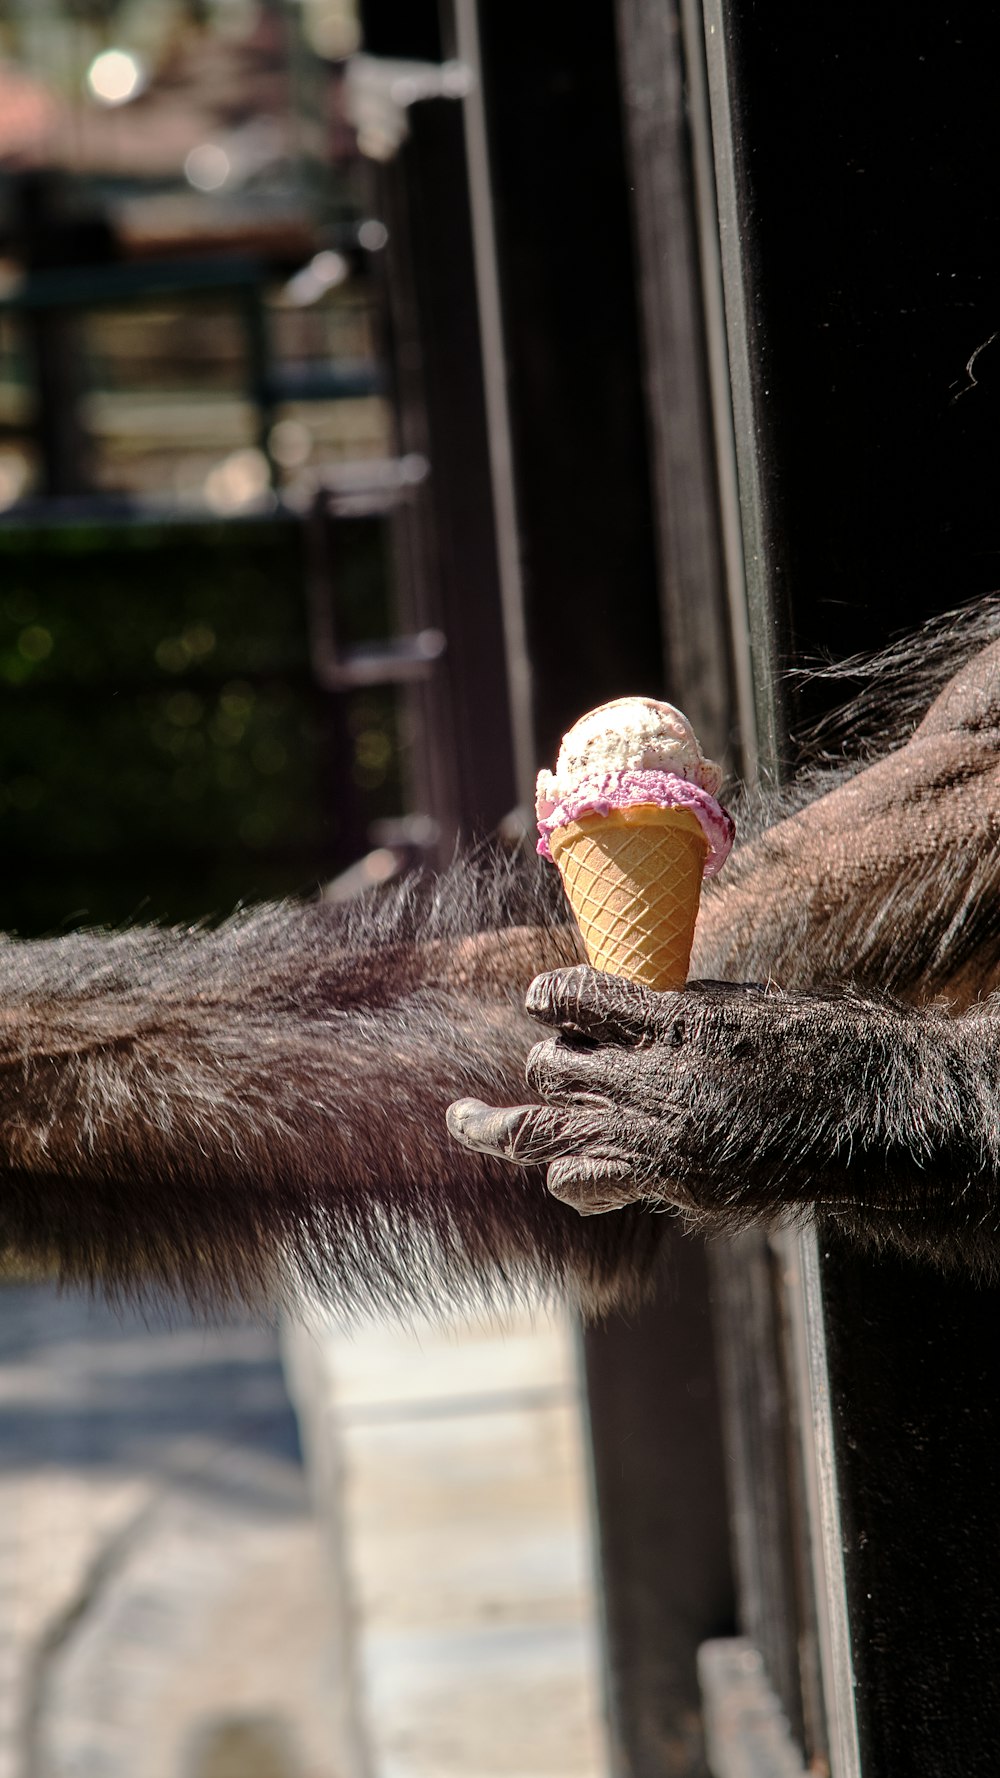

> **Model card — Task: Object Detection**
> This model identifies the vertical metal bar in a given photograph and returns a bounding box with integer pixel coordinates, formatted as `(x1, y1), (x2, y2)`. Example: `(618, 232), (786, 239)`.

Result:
(242, 285), (279, 487)
(700, 0), (786, 777)
(612, 0), (733, 767)
(367, 84), (519, 848)
(775, 1231), (862, 1778)
(450, 0), (537, 811)
(675, 0), (757, 781)
(468, 0), (664, 773)
(699, 6), (863, 1772)
(26, 306), (92, 498)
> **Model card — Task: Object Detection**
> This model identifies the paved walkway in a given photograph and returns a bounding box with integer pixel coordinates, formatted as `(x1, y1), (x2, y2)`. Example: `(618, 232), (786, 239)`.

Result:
(285, 1306), (609, 1778)
(0, 1284), (343, 1778)
(0, 1286), (608, 1778)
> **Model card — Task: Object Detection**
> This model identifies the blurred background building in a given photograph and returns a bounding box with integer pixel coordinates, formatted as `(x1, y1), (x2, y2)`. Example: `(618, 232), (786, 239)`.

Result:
(0, 9), (615, 1778)
(0, 0), (404, 935)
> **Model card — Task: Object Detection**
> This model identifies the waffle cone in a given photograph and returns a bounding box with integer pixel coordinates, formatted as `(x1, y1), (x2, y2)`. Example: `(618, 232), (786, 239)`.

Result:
(549, 805), (707, 990)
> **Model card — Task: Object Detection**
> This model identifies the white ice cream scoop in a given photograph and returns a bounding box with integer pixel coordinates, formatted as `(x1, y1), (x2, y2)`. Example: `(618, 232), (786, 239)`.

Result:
(543, 696), (723, 799)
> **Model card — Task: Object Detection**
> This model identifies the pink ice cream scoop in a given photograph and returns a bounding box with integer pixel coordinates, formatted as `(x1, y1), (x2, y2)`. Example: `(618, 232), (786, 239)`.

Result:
(536, 767), (734, 873)
(535, 697), (734, 874)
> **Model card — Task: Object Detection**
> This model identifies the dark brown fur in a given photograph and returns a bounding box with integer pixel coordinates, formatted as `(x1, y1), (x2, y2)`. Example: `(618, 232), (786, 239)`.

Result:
(696, 622), (1000, 1005)
(2, 604), (1000, 1313)
(0, 859), (667, 1315)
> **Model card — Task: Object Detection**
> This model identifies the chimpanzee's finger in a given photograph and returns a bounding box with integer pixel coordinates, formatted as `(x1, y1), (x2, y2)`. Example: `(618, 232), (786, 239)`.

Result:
(545, 1155), (643, 1216)
(524, 1036), (630, 1106)
(524, 966), (672, 1046)
(446, 1098), (608, 1166)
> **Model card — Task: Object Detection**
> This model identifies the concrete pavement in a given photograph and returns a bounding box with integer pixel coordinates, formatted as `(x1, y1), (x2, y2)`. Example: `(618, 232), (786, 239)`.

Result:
(0, 1285), (609, 1778)
(0, 1284), (344, 1778)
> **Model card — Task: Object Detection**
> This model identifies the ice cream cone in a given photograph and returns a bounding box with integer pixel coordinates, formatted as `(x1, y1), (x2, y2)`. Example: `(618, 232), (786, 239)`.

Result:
(549, 804), (708, 990)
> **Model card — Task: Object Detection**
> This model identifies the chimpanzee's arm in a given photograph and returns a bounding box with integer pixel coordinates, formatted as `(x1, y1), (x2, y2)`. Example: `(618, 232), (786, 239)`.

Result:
(691, 632), (1000, 1006)
(3, 617), (1000, 1309)
(0, 890), (667, 1315)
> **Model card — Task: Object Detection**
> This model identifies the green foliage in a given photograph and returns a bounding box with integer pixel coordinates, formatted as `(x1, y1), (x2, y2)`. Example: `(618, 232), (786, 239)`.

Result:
(0, 515), (401, 933)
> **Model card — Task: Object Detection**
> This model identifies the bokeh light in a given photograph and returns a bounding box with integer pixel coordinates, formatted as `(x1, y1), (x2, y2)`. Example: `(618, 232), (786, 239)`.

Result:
(184, 142), (231, 192)
(203, 448), (272, 514)
(85, 48), (146, 108)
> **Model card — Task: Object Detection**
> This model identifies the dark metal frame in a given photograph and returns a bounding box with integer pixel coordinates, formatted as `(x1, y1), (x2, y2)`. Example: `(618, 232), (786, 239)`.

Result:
(358, 2), (1000, 1773)
(360, 35), (522, 852)
(697, 4), (1000, 1773)
(358, 6), (739, 1775)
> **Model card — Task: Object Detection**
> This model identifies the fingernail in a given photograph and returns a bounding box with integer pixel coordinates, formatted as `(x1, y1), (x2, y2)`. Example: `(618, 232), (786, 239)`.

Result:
(446, 1098), (482, 1137)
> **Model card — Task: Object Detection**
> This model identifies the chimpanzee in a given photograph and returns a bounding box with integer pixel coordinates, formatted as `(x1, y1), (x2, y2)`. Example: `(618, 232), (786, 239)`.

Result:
(450, 599), (1000, 1281)
(2, 600), (1000, 1314)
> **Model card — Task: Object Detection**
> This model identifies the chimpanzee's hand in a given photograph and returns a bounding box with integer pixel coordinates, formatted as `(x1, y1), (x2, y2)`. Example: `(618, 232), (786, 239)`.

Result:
(447, 964), (953, 1223)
